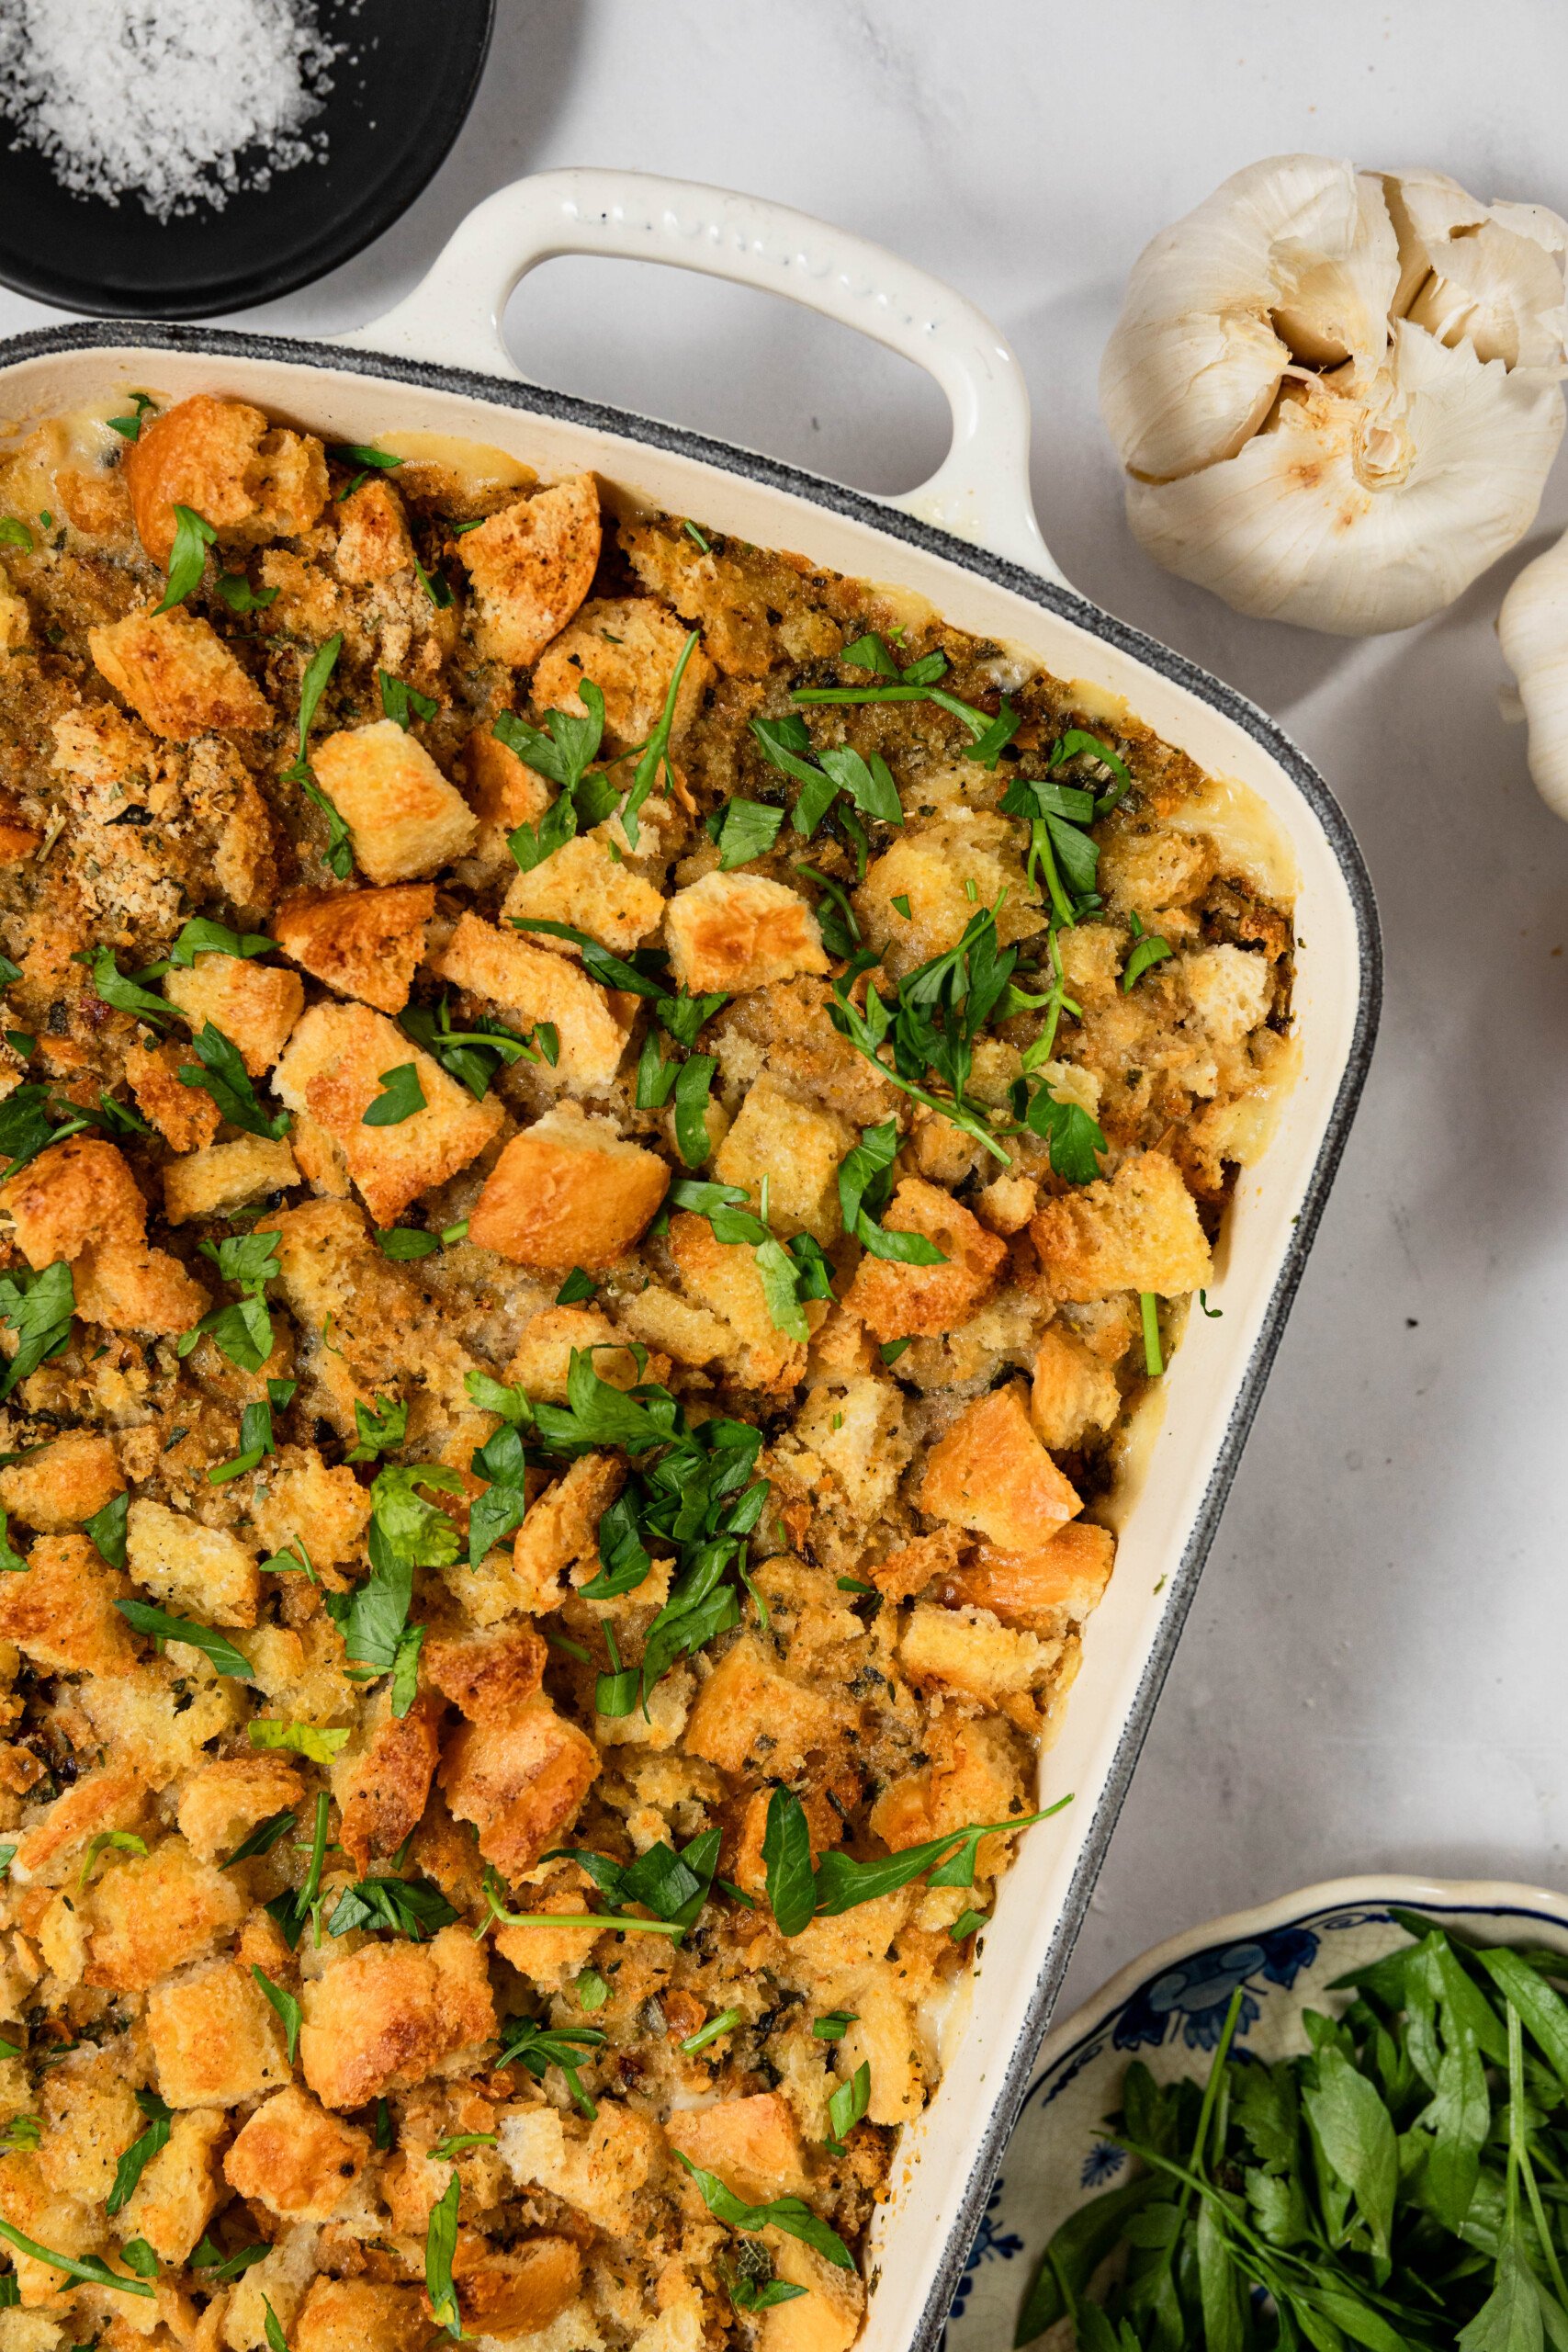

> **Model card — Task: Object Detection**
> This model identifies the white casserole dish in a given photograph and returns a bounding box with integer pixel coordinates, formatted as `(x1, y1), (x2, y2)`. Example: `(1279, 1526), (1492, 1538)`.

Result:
(0, 170), (1381, 2352)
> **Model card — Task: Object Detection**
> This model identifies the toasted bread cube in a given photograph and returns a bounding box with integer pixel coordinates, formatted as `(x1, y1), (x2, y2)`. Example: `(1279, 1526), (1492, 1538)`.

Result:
(164, 955), (304, 1076)
(870, 1710), (1026, 1880)
(616, 1281), (732, 1371)
(1098, 827), (1213, 915)
(0, 1431), (122, 1533)
(119, 2106), (227, 2264)
(271, 1001), (503, 1228)
(760, 2236), (864, 2352)
(871, 1523), (967, 1604)
(334, 479), (414, 583)
(457, 476), (601, 668)
(448, 2238), (582, 2340)
(332, 1693), (442, 1875)
(89, 609), (272, 741)
(499, 2101), (663, 2240)
(919, 1383), (1081, 1551)
(1031, 1148), (1212, 1301)
(273, 885), (434, 1014)
(1180, 944), (1273, 1044)
(36, 2047), (142, 2205)
(163, 1135), (299, 1225)
(900, 1600), (1055, 1701)
(789, 1375), (909, 1522)
(148, 1958), (291, 2107)
(73, 1238), (209, 1336)
(468, 1105), (667, 1269)
(667, 1211), (807, 1391)
(667, 2092), (808, 2203)
(86, 1840), (245, 1994)
(126, 1498), (259, 1629)
(531, 596), (711, 752)
(8, 1767), (147, 1888)
(934, 1523), (1116, 1633)
(0, 1135), (145, 1266)
(437, 1700), (600, 1879)
(299, 1924), (497, 2110)
(311, 720), (477, 884)
(251, 1447), (370, 1570)
(295, 2279), (434, 2352)
(175, 1752), (306, 1866)
(683, 1634), (836, 1776)
(423, 1623), (547, 1722)
(842, 1176), (1008, 1342)
(712, 1077), (856, 1244)
(836, 1981), (925, 2130)
(458, 722), (551, 867)
(664, 870), (829, 995)
(510, 1453), (626, 1610)
(0, 1534), (137, 1677)
(0, 2149), (99, 2304)
(124, 1039), (223, 1152)
(1030, 1326), (1122, 1451)
(503, 1303), (645, 1401)
(857, 818), (1037, 978)
(122, 393), (327, 563)
(225, 2086), (371, 2222)
(502, 831), (665, 960)
(431, 910), (634, 1093)
(77, 1658), (240, 1792)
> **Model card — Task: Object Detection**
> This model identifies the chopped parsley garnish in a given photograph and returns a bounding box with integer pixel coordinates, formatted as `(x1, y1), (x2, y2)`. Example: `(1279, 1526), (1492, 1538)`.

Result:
(0, 518), (32, 552)
(323, 1463), (462, 1713)
(413, 551), (454, 609)
(221, 1808), (297, 1869)
(508, 916), (727, 1054)
(75, 1828), (145, 1891)
(496, 2016), (609, 2118)
(675, 2152), (854, 2270)
(78, 944), (176, 1028)
(0, 2217), (154, 2297)
(178, 1021), (289, 1139)
(327, 1872), (459, 1941)
(682, 519), (711, 553)
(191, 2237), (270, 2283)
(556, 1266), (596, 1305)
(362, 1062), (425, 1125)
(166, 917), (278, 967)
(331, 442), (403, 498)
(400, 994), (554, 1095)
(155, 503), (216, 613)
(1140, 1291), (1164, 1377)
(681, 2007), (741, 2055)
(214, 571), (278, 615)
(665, 1178), (825, 1340)
(208, 1396), (277, 1484)
(763, 1786), (1070, 1928)
(106, 392), (155, 441)
(249, 1719), (349, 1766)
(708, 796), (784, 870)
(114, 1600), (254, 1680)
(620, 628), (701, 848)
(0, 1261), (75, 1399)
(825, 2059), (871, 2153)
(107, 2088), (173, 2215)
(345, 1392), (409, 1464)
(838, 1118), (946, 1265)
(378, 670), (438, 729)
(282, 634), (348, 868)
(750, 711), (903, 838)
(178, 1228), (279, 1374)
(0, 1508), (25, 1575)
(468, 1412), (529, 1565)
(812, 2010), (858, 2042)
(546, 1826), (723, 1944)
(83, 1487), (129, 1565)
(498, 681), (621, 868)
(424, 2174), (461, 2338)
(791, 632), (1020, 769)
(251, 1966), (300, 2064)
(1122, 910), (1174, 989)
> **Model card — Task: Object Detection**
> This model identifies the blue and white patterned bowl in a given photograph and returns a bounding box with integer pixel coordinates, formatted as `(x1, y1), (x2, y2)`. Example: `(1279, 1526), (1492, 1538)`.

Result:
(942, 1875), (1568, 2347)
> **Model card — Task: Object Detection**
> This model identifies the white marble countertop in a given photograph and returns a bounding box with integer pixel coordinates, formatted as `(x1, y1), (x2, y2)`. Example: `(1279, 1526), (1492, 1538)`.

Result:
(5, 0), (1566, 2188)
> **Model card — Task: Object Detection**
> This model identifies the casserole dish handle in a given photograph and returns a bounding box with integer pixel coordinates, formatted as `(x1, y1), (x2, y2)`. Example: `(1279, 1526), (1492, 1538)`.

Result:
(344, 167), (1061, 584)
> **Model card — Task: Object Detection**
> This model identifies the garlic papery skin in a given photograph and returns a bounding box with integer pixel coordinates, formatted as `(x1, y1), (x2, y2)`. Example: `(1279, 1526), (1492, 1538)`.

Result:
(1100, 155), (1568, 634)
(1498, 526), (1568, 820)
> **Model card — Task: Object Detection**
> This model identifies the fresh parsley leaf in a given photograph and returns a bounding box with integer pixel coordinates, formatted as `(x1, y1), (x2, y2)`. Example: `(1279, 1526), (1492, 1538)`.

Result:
(1051, 726), (1134, 813)
(400, 995), (547, 1097)
(714, 797), (785, 870)
(262, 2297), (288, 2352)
(190, 2238), (270, 2283)
(107, 2089), (173, 2216)
(674, 2153), (853, 2270)
(793, 862), (860, 957)
(672, 1052), (716, 1169)
(1122, 910), (1174, 990)
(115, 1600), (254, 1680)
(1019, 1081), (1107, 1185)
(378, 669), (439, 729)
(327, 1873), (459, 1941)
(251, 1966), (300, 2065)
(0, 2217), (154, 2297)
(496, 2016), (608, 2119)
(249, 1719), (350, 1766)
(812, 2011), (858, 2042)
(681, 2007), (742, 2056)
(155, 503), (216, 613)
(362, 1062), (425, 1126)
(207, 1396), (276, 1484)
(281, 633), (343, 786)
(556, 1267), (597, 1305)
(621, 631), (700, 848)
(214, 571), (278, 615)
(0, 517), (31, 552)
(107, 392), (155, 441)
(468, 1418), (528, 1566)
(345, 1393), (409, 1464)
(424, 2175), (461, 2338)
(0, 1507), (25, 1575)
(0, 1260), (75, 1398)
(167, 918), (277, 967)
(374, 1226), (442, 1261)
(221, 1809), (297, 1869)
(761, 1787), (816, 1937)
(465, 1369), (535, 1426)
(825, 2059), (871, 2153)
(330, 443), (403, 497)
(179, 1228), (279, 1374)
(495, 680), (606, 797)
(179, 1021), (289, 1139)
(78, 1485), (128, 1568)
(78, 944), (175, 1027)
(1140, 1291), (1164, 1378)
(413, 552), (453, 609)
(302, 778), (355, 879)
(75, 1829), (146, 1891)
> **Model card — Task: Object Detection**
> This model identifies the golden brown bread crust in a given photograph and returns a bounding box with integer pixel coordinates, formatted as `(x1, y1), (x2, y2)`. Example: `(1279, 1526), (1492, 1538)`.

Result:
(0, 389), (1293, 2347)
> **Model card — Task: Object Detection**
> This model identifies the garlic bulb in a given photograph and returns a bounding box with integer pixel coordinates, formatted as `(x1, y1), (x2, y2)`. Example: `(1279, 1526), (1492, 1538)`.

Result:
(1100, 156), (1568, 634)
(1498, 526), (1568, 819)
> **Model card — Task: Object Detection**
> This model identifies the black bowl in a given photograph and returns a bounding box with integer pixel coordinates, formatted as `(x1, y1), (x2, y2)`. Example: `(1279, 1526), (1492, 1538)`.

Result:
(0, 0), (494, 319)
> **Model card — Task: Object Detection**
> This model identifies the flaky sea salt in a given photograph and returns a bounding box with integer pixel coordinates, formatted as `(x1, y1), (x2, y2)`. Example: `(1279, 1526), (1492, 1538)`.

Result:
(0, 0), (344, 220)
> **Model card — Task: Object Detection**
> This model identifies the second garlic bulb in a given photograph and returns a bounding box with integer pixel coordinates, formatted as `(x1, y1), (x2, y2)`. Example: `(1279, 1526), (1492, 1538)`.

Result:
(1100, 156), (1568, 635)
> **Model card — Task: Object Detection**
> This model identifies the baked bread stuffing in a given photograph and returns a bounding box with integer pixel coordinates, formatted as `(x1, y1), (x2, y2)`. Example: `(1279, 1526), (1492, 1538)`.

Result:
(0, 390), (1294, 2351)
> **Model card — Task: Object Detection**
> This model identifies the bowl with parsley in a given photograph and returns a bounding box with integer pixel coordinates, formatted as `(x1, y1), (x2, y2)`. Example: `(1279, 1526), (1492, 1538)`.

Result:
(946, 1876), (1568, 2351)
